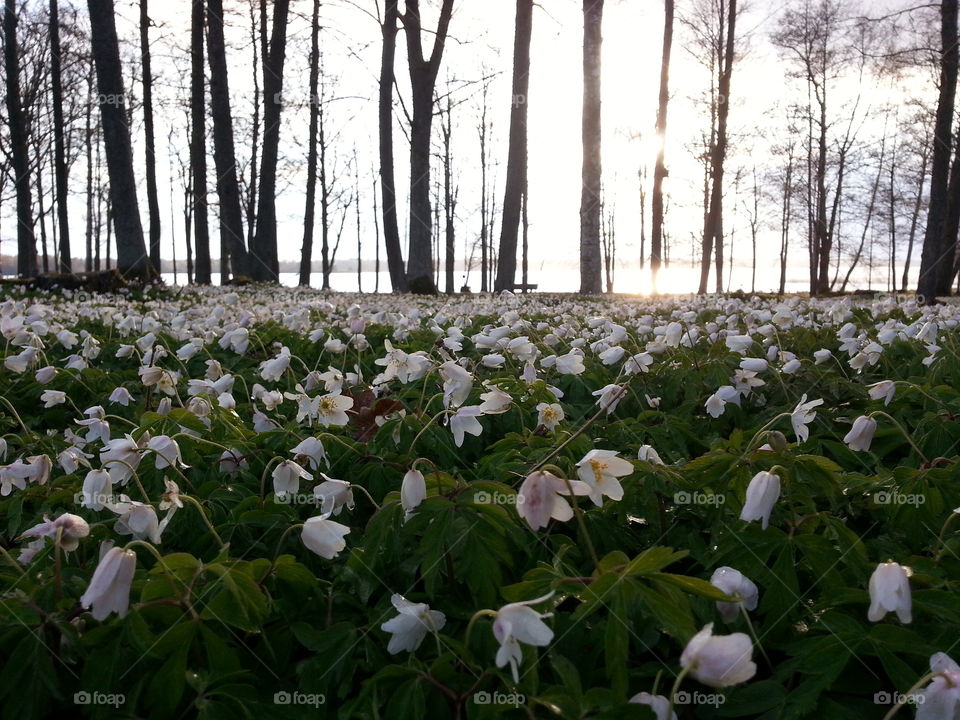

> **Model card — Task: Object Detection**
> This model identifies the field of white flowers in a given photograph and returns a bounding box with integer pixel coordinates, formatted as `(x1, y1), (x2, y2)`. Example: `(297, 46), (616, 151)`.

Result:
(1, 285), (959, 719)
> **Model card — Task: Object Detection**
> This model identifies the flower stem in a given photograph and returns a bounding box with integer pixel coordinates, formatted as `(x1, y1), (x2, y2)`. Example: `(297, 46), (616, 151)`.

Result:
(666, 665), (692, 719)
(880, 671), (938, 720)
(180, 494), (226, 549)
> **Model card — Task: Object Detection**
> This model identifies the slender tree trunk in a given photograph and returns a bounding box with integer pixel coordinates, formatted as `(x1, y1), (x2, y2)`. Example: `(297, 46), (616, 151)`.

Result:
(190, 0), (211, 283)
(495, 0), (533, 292)
(699, 0), (736, 295)
(207, 0), (250, 279)
(651, 1), (673, 292)
(902, 143), (929, 292)
(479, 81), (490, 292)
(379, 1), (407, 291)
(138, 0), (161, 276)
(442, 94), (455, 294)
(579, 0), (604, 294)
(4, 0), (37, 277)
(245, 0), (260, 254)
(299, 0), (321, 287)
(320, 97), (330, 289)
(372, 171), (380, 292)
(402, 0), (455, 293)
(936, 113), (960, 294)
(85, 65), (94, 273)
(50, 0), (72, 274)
(37, 166), (49, 274)
(87, 0), (149, 278)
(251, 0), (290, 282)
(918, 0), (959, 301)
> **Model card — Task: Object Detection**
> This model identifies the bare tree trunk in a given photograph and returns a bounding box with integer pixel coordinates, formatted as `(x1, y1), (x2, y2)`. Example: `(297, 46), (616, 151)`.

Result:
(251, 0), (290, 281)
(138, 0), (161, 276)
(320, 95), (331, 289)
(372, 170), (380, 292)
(50, 0), (72, 274)
(441, 92), (456, 294)
(478, 78), (490, 292)
(208, 0), (251, 279)
(779, 146), (793, 296)
(902, 142), (929, 292)
(85, 63), (94, 273)
(87, 0), (149, 278)
(579, 0), (604, 294)
(245, 0), (260, 255)
(651, 0), (673, 292)
(402, 0), (455, 294)
(699, 0), (736, 295)
(190, 0), (211, 283)
(299, 0), (321, 287)
(918, 0), (958, 301)
(37, 166), (50, 274)
(4, 0), (37, 277)
(495, 0), (532, 292)
(378, 1), (407, 292)
(356, 149), (362, 292)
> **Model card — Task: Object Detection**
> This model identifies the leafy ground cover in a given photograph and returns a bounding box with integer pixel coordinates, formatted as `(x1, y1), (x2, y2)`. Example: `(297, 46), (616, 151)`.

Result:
(1, 286), (959, 719)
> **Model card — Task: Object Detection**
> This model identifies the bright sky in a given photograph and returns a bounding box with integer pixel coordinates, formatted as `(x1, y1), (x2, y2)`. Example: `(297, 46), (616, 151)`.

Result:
(2, 0), (934, 293)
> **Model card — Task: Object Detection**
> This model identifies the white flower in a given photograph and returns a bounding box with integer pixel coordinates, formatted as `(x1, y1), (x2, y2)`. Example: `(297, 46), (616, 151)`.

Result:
(35, 365), (57, 384)
(916, 653), (960, 719)
(536, 402), (564, 431)
(790, 394), (823, 443)
(705, 385), (740, 418)
(592, 383), (626, 415)
(629, 693), (676, 720)
(739, 358), (768, 373)
(312, 475), (354, 515)
(480, 353), (506, 368)
(301, 513), (350, 559)
(844, 415), (877, 452)
(439, 360), (474, 409)
(449, 406), (484, 447)
(259, 347), (291, 381)
(41, 389), (67, 408)
(108, 495), (163, 543)
(316, 392), (353, 427)
(108, 387), (134, 406)
(493, 592), (555, 683)
(80, 544), (137, 621)
(725, 334), (754, 353)
(680, 623), (757, 688)
(380, 594), (446, 654)
(710, 567), (759, 623)
(218, 449), (248, 476)
(401, 469), (426, 520)
(19, 512), (90, 552)
(478, 384), (512, 414)
(58, 445), (92, 474)
(147, 435), (184, 469)
(272, 460), (313, 500)
(516, 470), (591, 531)
(867, 380), (896, 406)
(739, 470), (780, 530)
(100, 435), (143, 485)
(813, 348), (832, 364)
(81, 468), (114, 510)
(575, 449), (633, 506)
(637, 445), (664, 465)
(290, 437), (326, 471)
(555, 351), (586, 375)
(868, 561), (911, 623)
